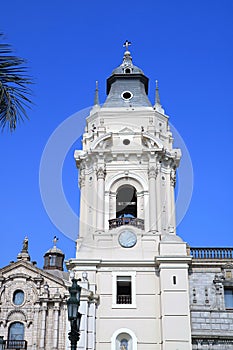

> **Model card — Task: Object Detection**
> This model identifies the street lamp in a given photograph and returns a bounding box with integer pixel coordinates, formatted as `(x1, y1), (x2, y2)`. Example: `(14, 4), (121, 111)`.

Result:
(67, 278), (82, 350)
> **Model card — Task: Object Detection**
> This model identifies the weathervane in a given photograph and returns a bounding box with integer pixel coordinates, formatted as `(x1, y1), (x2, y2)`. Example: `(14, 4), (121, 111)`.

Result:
(123, 40), (131, 51)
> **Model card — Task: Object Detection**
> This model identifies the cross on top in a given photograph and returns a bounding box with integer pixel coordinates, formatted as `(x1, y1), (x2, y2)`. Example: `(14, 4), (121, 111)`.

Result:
(123, 40), (131, 51)
(53, 235), (59, 246)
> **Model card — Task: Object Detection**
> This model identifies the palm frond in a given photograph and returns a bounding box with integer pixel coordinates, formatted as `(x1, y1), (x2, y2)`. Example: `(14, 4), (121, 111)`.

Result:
(0, 33), (33, 132)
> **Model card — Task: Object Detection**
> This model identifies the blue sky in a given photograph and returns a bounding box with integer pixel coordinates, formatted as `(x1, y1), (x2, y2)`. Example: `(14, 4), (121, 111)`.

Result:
(1, 0), (233, 268)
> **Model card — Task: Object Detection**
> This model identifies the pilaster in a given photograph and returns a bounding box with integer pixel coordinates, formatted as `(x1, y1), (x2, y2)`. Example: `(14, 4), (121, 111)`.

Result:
(156, 238), (192, 350)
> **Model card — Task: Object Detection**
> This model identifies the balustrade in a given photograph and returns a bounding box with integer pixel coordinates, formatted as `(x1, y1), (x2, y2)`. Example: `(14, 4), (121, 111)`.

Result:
(190, 247), (233, 259)
(109, 217), (144, 230)
(5, 340), (27, 349)
(117, 295), (131, 304)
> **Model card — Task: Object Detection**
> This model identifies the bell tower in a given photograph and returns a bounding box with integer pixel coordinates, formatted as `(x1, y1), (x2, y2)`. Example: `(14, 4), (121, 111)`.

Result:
(67, 43), (192, 350)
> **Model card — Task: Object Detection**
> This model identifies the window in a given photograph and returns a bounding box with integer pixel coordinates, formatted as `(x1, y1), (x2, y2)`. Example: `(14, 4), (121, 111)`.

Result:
(8, 322), (25, 348)
(13, 290), (24, 306)
(121, 91), (133, 100)
(117, 276), (131, 304)
(49, 255), (56, 266)
(112, 272), (136, 308)
(224, 288), (233, 308)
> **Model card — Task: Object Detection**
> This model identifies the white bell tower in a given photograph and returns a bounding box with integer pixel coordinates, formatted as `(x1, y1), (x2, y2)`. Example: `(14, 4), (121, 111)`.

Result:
(67, 43), (192, 350)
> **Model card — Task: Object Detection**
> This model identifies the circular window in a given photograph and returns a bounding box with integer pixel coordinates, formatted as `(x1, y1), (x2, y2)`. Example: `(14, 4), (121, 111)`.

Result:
(13, 290), (24, 306)
(121, 91), (133, 100)
(123, 139), (130, 145)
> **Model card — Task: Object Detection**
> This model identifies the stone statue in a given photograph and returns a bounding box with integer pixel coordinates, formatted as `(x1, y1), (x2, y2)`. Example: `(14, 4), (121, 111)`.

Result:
(22, 236), (28, 252)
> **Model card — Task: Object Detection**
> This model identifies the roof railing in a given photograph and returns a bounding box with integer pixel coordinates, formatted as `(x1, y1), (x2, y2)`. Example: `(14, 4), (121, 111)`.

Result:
(190, 247), (233, 259)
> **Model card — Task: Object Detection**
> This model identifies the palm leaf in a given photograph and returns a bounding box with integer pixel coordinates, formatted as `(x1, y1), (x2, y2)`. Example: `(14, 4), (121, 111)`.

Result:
(0, 33), (32, 132)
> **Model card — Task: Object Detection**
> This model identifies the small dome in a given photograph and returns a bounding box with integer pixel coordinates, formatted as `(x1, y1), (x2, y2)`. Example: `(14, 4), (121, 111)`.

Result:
(45, 245), (64, 255)
(43, 236), (64, 271)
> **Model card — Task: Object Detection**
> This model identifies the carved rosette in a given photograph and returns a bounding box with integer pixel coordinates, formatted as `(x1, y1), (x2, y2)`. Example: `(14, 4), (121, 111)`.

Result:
(96, 167), (106, 180)
(148, 166), (158, 179)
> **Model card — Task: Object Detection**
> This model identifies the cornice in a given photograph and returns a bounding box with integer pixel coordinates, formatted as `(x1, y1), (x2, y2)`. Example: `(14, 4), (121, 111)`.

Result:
(66, 258), (157, 269)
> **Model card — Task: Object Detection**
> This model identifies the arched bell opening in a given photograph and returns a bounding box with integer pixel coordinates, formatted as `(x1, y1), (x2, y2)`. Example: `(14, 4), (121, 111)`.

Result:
(109, 184), (144, 230)
(116, 185), (137, 219)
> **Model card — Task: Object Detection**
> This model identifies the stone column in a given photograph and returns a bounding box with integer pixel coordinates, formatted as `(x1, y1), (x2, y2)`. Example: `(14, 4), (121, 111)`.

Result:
(109, 191), (115, 220)
(148, 166), (157, 232)
(53, 303), (60, 349)
(156, 163), (162, 233)
(165, 171), (172, 229)
(96, 167), (105, 231)
(39, 302), (47, 349)
(88, 300), (97, 350)
(32, 303), (40, 349)
(78, 166), (86, 238)
(169, 168), (176, 232)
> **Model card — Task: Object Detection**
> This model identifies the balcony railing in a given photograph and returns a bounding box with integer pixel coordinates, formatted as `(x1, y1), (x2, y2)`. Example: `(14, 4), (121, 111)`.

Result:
(109, 217), (144, 230)
(5, 340), (27, 349)
(190, 247), (233, 260)
(117, 294), (132, 304)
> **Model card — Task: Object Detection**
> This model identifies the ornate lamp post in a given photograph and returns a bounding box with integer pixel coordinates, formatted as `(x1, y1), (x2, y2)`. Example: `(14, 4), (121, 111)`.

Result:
(67, 278), (82, 350)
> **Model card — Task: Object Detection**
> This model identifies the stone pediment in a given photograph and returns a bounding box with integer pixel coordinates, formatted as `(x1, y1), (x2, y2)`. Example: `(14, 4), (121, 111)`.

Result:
(119, 127), (135, 134)
(0, 260), (68, 287)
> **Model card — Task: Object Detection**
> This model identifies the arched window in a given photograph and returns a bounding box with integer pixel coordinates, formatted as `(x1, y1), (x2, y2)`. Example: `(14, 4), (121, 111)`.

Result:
(116, 185), (137, 219)
(8, 322), (24, 347)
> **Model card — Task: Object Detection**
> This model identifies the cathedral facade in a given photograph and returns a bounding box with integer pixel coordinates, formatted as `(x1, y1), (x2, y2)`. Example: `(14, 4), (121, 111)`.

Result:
(1, 45), (233, 350)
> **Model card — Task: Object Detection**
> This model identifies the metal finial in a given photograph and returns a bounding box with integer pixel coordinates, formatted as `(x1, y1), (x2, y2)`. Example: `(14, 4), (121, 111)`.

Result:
(123, 40), (131, 52)
(154, 80), (165, 113)
(155, 80), (161, 106)
(122, 41), (133, 66)
(53, 236), (58, 247)
(94, 80), (100, 106)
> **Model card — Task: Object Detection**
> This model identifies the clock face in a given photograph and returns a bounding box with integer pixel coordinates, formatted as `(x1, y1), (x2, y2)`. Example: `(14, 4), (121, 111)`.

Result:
(118, 230), (137, 248)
